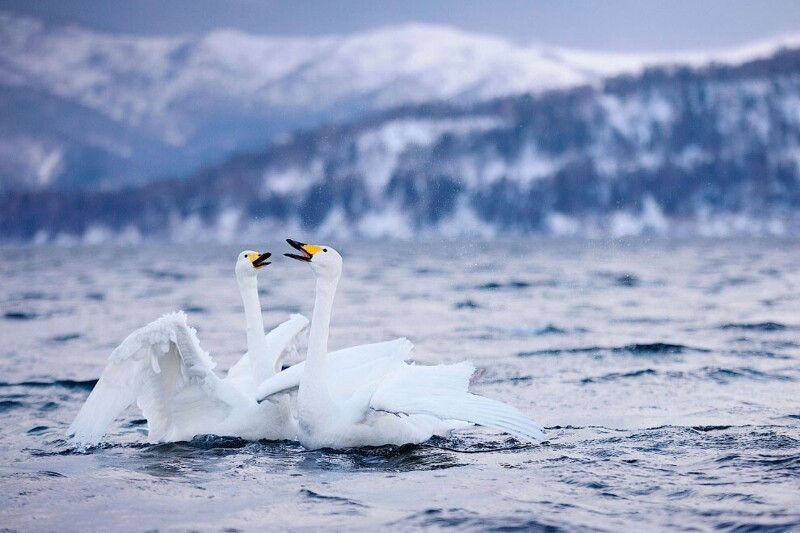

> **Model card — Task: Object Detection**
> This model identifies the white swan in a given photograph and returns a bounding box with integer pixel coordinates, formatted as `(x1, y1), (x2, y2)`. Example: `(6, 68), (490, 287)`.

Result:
(68, 251), (309, 445)
(273, 238), (545, 450)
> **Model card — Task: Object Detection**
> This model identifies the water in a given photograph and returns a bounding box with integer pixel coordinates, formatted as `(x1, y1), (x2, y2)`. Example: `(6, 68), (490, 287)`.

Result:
(1, 239), (799, 531)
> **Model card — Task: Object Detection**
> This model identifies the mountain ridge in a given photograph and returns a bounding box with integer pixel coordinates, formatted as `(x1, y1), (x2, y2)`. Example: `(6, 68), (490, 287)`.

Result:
(3, 12), (800, 190)
(3, 46), (800, 242)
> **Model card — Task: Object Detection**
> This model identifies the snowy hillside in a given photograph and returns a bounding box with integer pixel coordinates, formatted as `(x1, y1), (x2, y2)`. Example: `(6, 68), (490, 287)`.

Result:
(4, 47), (800, 241)
(2, 12), (800, 190)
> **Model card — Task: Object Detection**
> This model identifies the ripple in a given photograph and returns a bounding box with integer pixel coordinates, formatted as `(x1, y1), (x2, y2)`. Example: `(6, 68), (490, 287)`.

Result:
(0, 380), (98, 391)
(4, 311), (38, 320)
(142, 269), (191, 282)
(183, 435), (249, 450)
(14, 291), (59, 301)
(691, 425), (734, 432)
(703, 367), (794, 383)
(399, 509), (559, 530)
(594, 271), (643, 287)
(622, 342), (706, 354)
(615, 273), (640, 287)
(475, 280), (532, 291)
(300, 489), (365, 507)
(306, 443), (465, 472)
(491, 324), (571, 337)
(48, 333), (82, 343)
(0, 399), (24, 412)
(719, 322), (789, 332)
(37, 470), (66, 478)
(715, 521), (800, 531)
(518, 342), (708, 357)
(453, 299), (482, 310)
(581, 368), (657, 384)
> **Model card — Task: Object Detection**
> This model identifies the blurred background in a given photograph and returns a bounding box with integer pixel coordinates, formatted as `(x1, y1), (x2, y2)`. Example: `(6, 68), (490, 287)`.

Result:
(2, 0), (800, 242)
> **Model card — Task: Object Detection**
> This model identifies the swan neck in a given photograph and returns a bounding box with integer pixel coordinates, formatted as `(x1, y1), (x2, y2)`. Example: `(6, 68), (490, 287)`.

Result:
(307, 275), (338, 371)
(237, 273), (270, 379)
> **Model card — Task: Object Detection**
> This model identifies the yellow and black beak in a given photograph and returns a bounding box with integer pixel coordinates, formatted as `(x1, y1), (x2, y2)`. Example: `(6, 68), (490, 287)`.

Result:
(250, 252), (272, 269)
(285, 238), (321, 262)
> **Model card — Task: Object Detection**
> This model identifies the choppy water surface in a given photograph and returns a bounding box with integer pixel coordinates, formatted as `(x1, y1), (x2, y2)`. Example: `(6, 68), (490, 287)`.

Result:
(1, 239), (799, 531)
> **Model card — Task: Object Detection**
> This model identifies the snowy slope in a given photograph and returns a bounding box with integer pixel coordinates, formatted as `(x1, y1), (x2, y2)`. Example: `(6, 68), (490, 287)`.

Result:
(4, 47), (800, 241)
(2, 12), (800, 190)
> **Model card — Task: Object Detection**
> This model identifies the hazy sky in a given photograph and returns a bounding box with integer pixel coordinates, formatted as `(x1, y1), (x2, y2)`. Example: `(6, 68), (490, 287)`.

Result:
(2, 0), (800, 52)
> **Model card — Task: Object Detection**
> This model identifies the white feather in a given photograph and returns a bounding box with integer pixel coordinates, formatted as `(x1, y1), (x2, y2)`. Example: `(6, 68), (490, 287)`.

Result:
(370, 363), (545, 442)
(68, 311), (307, 446)
(254, 337), (412, 401)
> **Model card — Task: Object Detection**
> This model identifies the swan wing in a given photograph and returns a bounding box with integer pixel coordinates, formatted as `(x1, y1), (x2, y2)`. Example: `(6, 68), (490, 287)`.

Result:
(254, 337), (413, 402)
(263, 313), (309, 375)
(226, 314), (309, 388)
(369, 362), (545, 443)
(68, 311), (246, 446)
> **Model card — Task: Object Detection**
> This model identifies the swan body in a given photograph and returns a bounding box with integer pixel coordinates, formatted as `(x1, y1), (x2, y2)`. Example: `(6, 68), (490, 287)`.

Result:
(281, 239), (545, 450)
(68, 251), (308, 446)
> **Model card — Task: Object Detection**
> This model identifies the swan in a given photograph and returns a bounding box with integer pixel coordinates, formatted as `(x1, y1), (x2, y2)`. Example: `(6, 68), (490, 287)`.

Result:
(68, 250), (309, 445)
(275, 238), (545, 450)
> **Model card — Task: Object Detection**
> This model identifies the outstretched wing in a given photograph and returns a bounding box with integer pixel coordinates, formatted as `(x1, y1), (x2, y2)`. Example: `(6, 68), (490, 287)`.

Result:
(254, 338), (413, 402)
(68, 311), (247, 446)
(264, 313), (309, 375)
(225, 314), (310, 394)
(369, 362), (545, 443)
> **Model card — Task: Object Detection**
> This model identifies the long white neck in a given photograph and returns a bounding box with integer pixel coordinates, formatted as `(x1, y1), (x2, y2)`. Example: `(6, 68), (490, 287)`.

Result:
(237, 273), (271, 381)
(300, 272), (339, 409)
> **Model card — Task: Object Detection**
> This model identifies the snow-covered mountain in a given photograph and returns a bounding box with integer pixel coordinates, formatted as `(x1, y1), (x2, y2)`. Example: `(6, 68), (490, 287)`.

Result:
(4, 47), (800, 242)
(2, 12), (800, 190)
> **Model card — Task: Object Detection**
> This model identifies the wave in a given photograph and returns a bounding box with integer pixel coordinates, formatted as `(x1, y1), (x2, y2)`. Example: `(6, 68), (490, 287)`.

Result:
(141, 269), (192, 282)
(593, 271), (649, 287)
(492, 324), (571, 337)
(703, 367), (795, 383)
(399, 509), (558, 530)
(453, 299), (482, 310)
(575, 365), (796, 385)
(578, 366), (794, 384)
(48, 333), (82, 343)
(621, 343), (705, 354)
(518, 342), (708, 357)
(0, 379), (98, 391)
(11, 292), (59, 301)
(0, 399), (24, 412)
(719, 322), (790, 331)
(4, 311), (38, 321)
(475, 280), (533, 290)
(300, 489), (366, 507)
(3, 309), (74, 321)
(581, 368), (657, 383)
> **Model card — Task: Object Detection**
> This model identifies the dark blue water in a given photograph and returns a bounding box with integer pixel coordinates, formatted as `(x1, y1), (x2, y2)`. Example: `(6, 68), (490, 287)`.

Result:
(1, 239), (799, 530)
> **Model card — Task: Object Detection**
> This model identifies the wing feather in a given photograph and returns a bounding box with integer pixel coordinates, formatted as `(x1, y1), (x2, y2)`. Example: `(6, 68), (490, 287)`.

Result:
(68, 311), (243, 445)
(254, 337), (413, 402)
(225, 314), (309, 394)
(369, 362), (545, 443)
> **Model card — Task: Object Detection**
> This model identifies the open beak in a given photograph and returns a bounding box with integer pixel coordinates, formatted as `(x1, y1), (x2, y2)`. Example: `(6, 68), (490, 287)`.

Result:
(252, 252), (272, 269)
(285, 238), (318, 262)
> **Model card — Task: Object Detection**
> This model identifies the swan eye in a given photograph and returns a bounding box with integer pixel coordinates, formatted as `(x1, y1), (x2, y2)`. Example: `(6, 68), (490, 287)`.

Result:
(323, 248), (328, 252)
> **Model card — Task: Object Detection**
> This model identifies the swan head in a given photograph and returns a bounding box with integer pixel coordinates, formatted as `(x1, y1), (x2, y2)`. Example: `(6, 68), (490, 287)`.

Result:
(236, 250), (272, 278)
(285, 238), (342, 278)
